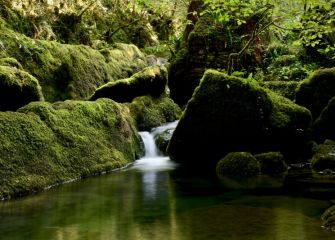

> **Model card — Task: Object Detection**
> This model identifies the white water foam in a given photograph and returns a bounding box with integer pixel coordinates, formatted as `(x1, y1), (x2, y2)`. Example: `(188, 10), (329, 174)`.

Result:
(131, 122), (178, 172)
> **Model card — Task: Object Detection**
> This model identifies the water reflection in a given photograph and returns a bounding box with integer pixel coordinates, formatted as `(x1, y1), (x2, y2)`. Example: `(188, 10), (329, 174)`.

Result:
(0, 168), (334, 240)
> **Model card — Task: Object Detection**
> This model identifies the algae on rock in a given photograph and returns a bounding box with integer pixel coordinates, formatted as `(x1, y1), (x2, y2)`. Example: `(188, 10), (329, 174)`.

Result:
(0, 99), (142, 199)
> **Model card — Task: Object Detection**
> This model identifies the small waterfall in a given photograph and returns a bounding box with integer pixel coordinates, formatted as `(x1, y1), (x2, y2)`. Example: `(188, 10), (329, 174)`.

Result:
(132, 122), (178, 172)
(139, 132), (160, 157)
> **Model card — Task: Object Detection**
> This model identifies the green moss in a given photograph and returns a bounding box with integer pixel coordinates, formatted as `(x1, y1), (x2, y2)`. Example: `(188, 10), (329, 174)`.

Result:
(0, 65), (44, 110)
(0, 57), (22, 69)
(0, 98), (142, 199)
(216, 152), (261, 177)
(90, 65), (168, 102)
(260, 81), (299, 100)
(168, 70), (311, 169)
(311, 140), (335, 171)
(296, 68), (335, 119)
(0, 26), (151, 102)
(128, 95), (181, 131)
(254, 152), (287, 175)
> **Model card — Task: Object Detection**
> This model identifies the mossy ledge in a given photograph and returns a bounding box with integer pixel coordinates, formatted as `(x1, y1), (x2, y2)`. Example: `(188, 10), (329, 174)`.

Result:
(0, 99), (143, 200)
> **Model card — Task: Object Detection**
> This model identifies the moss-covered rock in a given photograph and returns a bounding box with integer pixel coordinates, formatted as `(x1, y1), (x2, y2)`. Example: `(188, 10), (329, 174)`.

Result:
(259, 81), (299, 100)
(167, 70), (311, 170)
(0, 65), (44, 111)
(216, 152), (261, 177)
(311, 140), (335, 172)
(0, 26), (151, 102)
(322, 205), (335, 231)
(0, 57), (22, 69)
(254, 152), (287, 175)
(127, 95), (181, 131)
(295, 68), (335, 119)
(90, 65), (167, 102)
(314, 97), (335, 142)
(0, 98), (142, 199)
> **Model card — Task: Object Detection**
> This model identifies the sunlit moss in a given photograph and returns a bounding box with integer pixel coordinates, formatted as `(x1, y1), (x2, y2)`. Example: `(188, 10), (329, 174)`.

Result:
(0, 26), (151, 102)
(0, 99), (142, 199)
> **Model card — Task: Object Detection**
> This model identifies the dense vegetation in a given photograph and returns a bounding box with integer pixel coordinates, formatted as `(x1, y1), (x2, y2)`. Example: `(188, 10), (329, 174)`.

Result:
(0, 2), (335, 230)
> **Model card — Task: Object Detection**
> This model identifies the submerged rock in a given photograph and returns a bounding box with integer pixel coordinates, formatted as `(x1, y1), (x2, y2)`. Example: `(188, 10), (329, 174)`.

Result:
(167, 70), (311, 170)
(296, 68), (335, 120)
(90, 65), (167, 102)
(216, 152), (261, 177)
(0, 65), (44, 111)
(0, 99), (142, 199)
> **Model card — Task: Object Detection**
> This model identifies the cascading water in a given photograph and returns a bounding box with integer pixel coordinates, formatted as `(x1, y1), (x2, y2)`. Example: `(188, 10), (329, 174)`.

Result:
(131, 121), (178, 172)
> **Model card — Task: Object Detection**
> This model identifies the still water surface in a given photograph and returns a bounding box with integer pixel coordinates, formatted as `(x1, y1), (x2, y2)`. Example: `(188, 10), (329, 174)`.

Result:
(0, 124), (334, 240)
(1, 163), (334, 240)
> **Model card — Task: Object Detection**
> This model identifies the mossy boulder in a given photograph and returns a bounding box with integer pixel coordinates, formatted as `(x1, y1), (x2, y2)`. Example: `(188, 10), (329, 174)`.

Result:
(254, 152), (287, 175)
(295, 68), (335, 119)
(0, 65), (44, 111)
(90, 65), (167, 102)
(216, 152), (261, 177)
(311, 140), (335, 172)
(0, 26), (151, 102)
(314, 97), (335, 142)
(322, 205), (335, 231)
(259, 81), (299, 100)
(0, 99), (142, 199)
(167, 70), (311, 170)
(127, 96), (181, 131)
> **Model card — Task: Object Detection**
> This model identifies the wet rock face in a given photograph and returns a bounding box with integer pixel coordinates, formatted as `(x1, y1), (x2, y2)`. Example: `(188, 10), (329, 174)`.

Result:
(167, 70), (311, 170)
(0, 65), (44, 111)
